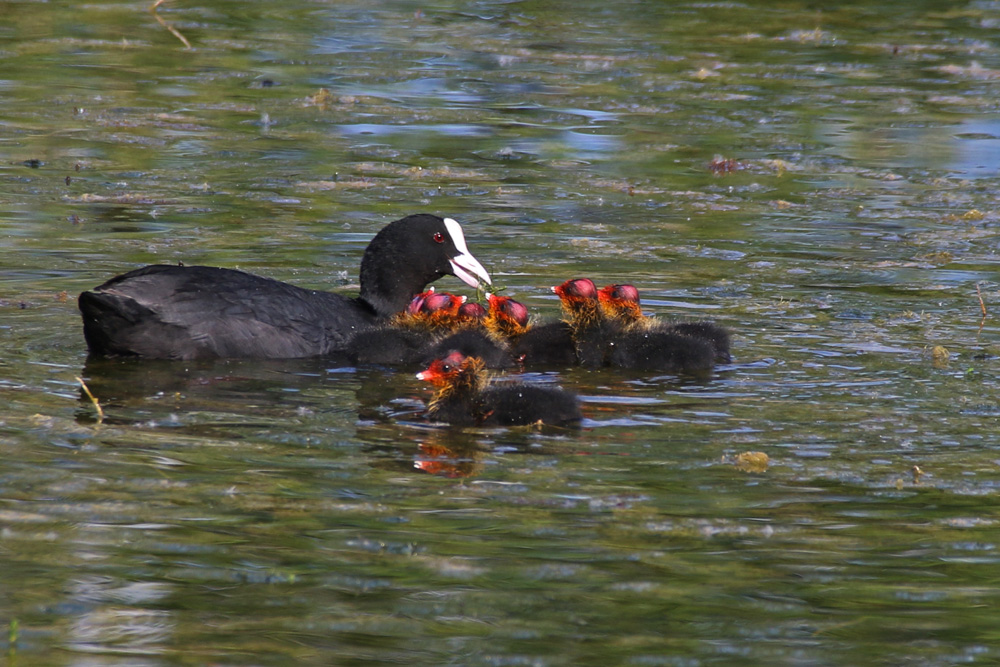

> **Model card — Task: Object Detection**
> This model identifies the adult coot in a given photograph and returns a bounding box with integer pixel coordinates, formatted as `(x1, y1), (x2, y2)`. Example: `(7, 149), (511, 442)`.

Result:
(79, 214), (491, 360)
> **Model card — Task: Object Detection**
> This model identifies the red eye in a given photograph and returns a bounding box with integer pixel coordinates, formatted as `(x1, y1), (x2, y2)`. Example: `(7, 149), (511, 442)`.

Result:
(433, 232), (444, 243)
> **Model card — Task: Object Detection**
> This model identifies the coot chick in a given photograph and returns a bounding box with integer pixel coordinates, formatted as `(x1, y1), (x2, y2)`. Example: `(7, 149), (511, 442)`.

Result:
(456, 301), (488, 322)
(346, 290), (466, 365)
(417, 351), (582, 427)
(598, 283), (731, 363)
(419, 294), (524, 369)
(553, 278), (716, 373)
(511, 321), (577, 366)
(79, 214), (491, 360)
(400, 290), (467, 332)
(605, 328), (716, 373)
(483, 294), (530, 341)
(553, 277), (618, 367)
(498, 290), (578, 366)
(596, 284), (643, 323)
(594, 283), (716, 372)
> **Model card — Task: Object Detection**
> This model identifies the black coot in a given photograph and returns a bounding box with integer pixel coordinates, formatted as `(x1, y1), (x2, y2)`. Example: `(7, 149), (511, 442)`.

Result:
(79, 214), (491, 360)
(511, 321), (577, 366)
(417, 293), (525, 369)
(490, 291), (578, 366)
(346, 290), (467, 365)
(417, 350), (582, 427)
(553, 277), (617, 367)
(555, 278), (717, 373)
(598, 283), (731, 363)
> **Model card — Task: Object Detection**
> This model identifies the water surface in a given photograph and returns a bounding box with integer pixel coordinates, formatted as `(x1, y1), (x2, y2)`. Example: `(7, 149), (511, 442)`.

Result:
(3, 0), (1000, 664)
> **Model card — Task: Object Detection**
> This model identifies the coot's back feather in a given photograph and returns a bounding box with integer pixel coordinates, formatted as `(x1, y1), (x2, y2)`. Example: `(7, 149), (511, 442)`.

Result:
(479, 384), (581, 426)
(81, 266), (374, 359)
(511, 321), (577, 366)
(421, 328), (515, 370)
(666, 321), (732, 363)
(608, 329), (717, 373)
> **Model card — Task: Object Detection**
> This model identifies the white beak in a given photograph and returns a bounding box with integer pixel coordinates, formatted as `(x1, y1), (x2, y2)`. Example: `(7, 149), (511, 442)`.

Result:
(443, 217), (492, 288)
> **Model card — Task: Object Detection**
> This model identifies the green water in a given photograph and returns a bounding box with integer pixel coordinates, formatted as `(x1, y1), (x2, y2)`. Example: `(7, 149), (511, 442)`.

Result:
(4, 0), (1000, 664)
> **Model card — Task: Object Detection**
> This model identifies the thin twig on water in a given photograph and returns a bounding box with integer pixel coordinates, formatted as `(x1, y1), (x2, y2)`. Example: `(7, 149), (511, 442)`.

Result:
(151, 0), (192, 49)
(76, 376), (105, 423)
(976, 283), (988, 336)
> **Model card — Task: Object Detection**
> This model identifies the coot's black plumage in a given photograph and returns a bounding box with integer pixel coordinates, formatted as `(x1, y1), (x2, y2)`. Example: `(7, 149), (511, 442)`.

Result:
(417, 351), (581, 427)
(345, 290), (467, 365)
(553, 278), (718, 373)
(605, 329), (716, 372)
(79, 214), (491, 360)
(553, 277), (616, 367)
(668, 321), (732, 364)
(511, 321), (578, 366)
(420, 328), (516, 370)
(598, 283), (731, 364)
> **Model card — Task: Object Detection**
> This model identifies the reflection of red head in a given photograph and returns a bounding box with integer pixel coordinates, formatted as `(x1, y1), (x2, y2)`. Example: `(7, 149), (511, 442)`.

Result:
(414, 443), (474, 478)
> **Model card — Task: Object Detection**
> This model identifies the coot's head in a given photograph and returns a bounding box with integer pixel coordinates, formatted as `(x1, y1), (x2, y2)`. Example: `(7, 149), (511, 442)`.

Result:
(456, 301), (488, 322)
(553, 278), (598, 304)
(406, 290), (431, 315)
(489, 295), (529, 327)
(553, 278), (605, 333)
(417, 350), (488, 390)
(360, 214), (492, 318)
(598, 283), (643, 321)
(407, 290), (466, 317)
(599, 283), (639, 304)
(416, 350), (468, 386)
(401, 290), (467, 331)
(485, 294), (530, 338)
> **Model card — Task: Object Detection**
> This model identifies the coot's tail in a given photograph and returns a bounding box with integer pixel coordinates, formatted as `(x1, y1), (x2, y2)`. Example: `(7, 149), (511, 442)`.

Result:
(667, 321), (731, 363)
(79, 290), (180, 358)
